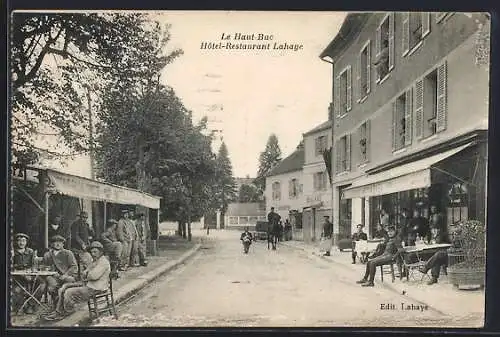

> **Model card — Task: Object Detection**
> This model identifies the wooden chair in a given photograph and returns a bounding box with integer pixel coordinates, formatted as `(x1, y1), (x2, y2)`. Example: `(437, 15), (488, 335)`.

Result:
(87, 275), (118, 320)
(379, 252), (403, 283)
(400, 250), (431, 282)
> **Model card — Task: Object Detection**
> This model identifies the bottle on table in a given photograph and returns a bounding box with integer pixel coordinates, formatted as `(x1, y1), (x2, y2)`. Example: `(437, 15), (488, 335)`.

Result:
(32, 250), (38, 271)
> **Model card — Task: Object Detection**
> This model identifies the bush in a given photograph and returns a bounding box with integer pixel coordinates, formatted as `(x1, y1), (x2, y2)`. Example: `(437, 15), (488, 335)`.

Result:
(449, 220), (486, 270)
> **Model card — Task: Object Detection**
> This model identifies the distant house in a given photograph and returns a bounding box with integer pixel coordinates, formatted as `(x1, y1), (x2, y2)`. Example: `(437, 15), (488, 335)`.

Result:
(235, 177), (255, 192)
(265, 142), (305, 240)
(224, 203), (267, 230)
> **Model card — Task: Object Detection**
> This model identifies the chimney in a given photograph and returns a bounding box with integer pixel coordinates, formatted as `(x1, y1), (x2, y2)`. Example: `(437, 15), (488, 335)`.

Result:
(296, 141), (305, 151)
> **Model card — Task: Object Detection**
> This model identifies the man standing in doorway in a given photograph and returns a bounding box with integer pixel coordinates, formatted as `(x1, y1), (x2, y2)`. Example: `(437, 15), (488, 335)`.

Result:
(321, 215), (334, 256)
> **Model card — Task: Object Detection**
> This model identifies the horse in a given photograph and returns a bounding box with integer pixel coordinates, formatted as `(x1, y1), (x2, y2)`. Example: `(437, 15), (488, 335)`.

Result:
(267, 223), (281, 250)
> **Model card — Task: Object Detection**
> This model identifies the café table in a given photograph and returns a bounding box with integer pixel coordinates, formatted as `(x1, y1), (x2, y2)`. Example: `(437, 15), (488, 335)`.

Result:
(354, 239), (384, 263)
(11, 269), (58, 314)
(399, 243), (452, 281)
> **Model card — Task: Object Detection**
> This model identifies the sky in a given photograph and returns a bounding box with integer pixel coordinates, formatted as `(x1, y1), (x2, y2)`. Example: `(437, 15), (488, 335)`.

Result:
(157, 11), (346, 178)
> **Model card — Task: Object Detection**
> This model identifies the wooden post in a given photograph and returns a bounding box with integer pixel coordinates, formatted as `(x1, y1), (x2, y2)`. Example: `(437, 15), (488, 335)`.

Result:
(44, 192), (49, 249)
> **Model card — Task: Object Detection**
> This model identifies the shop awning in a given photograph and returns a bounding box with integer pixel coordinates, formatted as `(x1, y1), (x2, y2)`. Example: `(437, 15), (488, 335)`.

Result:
(341, 143), (472, 199)
(46, 169), (161, 209)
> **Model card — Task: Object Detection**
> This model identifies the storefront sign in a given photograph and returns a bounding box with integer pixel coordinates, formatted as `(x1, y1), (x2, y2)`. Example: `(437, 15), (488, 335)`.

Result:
(342, 169), (431, 199)
(47, 170), (161, 209)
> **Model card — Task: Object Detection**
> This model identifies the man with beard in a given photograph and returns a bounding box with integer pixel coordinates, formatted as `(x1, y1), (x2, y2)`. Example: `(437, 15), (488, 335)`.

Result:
(356, 226), (402, 287)
(42, 235), (78, 307)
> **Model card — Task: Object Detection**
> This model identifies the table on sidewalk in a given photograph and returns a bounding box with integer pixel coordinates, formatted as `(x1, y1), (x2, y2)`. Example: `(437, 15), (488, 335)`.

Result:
(12, 269), (58, 313)
(354, 239), (384, 262)
(400, 243), (452, 281)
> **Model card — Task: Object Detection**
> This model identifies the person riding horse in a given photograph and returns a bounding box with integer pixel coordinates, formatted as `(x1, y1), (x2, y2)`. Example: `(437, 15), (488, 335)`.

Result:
(267, 207), (281, 250)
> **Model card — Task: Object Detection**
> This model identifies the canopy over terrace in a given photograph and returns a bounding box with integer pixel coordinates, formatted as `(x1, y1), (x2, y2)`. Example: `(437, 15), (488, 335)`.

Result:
(24, 167), (161, 249)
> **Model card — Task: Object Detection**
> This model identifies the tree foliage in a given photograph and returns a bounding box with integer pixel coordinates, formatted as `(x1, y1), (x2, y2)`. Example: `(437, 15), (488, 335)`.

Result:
(214, 142), (237, 216)
(11, 12), (182, 165)
(238, 183), (262, 203)
(255, 134), (282, 192)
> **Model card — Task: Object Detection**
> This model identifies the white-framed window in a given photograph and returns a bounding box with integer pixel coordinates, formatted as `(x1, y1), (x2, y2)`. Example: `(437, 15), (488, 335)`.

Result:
(415, 61), (448, 139)
(358, 120), (371, 163)
(289, 178), (300, 198)
(358, 40), (371, 101)
(313, 171), (328, 191)
(272, 181), (281, 201)
(334, 66), (352, 117)
(402, 12), (431, 56)
(315, 135), (328, 156)
(335, 134), (351, 173)
(392, 90), (413, 151)
(374, 13), (395, 83)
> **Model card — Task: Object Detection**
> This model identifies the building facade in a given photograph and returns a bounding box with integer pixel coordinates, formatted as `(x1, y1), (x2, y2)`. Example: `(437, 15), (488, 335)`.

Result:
(320, 12), (489, 242)
(265, 143), (305, 240)
(224, 203), (266, 230)
(301, 122), (333, 243)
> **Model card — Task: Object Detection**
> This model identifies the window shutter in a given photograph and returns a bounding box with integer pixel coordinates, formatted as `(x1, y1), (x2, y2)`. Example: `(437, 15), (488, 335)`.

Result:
(436, 61), (448, 132)
(366, 119), (371, 162)
(346, 66), (352, 111)
(357, 51), (362, 101)
(366, 41), (371, 94)
(335, 142), (341, 173)
(346, 134), (351, 171)
(389, 12), (395, 71)
(334, 75), (340, 117)
(414, 79), (424, 139)
(392, 101), (397, 150)
(422, 12), (431, 38)
(404, 89), (413, 146)
(288, 180), (293, 197)
(436, 12), (447, 23)
(402, 12), (410, 56)
(375, 25), (381, 57)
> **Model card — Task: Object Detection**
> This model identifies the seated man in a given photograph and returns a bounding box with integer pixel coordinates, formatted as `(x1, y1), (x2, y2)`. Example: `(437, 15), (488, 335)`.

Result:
(12, 233), (40, 314)
(44, 241), (111, 321)
(356, 226), (402, 287)
(101, 219), (123, 275)
(419, 228), (463, 285)
(368, 224), (389, 259)
(351, 224), (368, 264)
(240, 227), (253, 254)
(42, 235), (78, 306)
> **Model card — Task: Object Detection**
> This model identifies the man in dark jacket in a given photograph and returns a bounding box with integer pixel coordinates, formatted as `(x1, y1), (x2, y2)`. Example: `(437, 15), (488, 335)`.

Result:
(134, 213), (148, 267)
(356, 226), (402, 287)
(368, 224), (389, 259)
(352, 224), (368, 264)
(267, 207), (281, 250)
(69, 211), (93, 277)
(48, 215), (67, 242)
(101, 219), (123, 272)
(322, 216), (334, 256)
(398, 208), (411, 246)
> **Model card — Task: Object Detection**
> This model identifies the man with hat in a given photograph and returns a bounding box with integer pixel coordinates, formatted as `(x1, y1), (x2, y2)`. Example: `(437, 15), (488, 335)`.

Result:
(116, 209), (133, 270)
(101, 219), (123, 272)
(134, 213), (148, 267)
(44, 241), (111, 321)
(70, 211), (94, 277)
(351, 224), (368, 264)
(321, 216), (334, 256)
(12, 233), (40, 314)
(356, 226), (403, 287)
(42, 235), (78, 304)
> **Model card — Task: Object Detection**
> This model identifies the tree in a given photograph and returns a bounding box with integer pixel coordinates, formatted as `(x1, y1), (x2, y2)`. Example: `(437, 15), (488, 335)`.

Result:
(238, 184), (262, 203)
(255, 134), (282, 192)
(11, 13), (182, 165)
(214, 142), (237, 225)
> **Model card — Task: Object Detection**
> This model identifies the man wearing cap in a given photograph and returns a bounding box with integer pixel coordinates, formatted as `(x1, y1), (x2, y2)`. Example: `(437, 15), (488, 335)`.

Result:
(42, 235), (78, 304)
(44, 241), (111, 321)
(356, 226), (403, 287)
(116, 210), (133, 270)
(351, 224), (368, 264)
(134, 213), (148, 267)
(70, 211), (94, 276)
(321, 216), (334, 256)
(12, 233), (40, 314)
(101, 219), (123, 272)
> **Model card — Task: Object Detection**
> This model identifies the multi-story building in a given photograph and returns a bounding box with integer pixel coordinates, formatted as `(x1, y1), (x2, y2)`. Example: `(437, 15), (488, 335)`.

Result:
(301, 122), (333, 243)
(265, 142), (305, 240)
(320, 12), (489, 242)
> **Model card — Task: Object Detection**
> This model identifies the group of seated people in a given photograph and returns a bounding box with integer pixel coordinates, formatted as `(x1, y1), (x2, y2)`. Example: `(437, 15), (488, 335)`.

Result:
(12, 233), (111, 321)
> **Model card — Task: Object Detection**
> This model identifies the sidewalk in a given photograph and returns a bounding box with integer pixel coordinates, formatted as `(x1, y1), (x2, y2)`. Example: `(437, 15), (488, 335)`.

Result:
(11, 235), (203, 327)
(281, 240), (485, 319)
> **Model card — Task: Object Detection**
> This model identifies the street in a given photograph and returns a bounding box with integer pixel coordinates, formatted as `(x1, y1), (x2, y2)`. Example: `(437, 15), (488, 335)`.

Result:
(94, 231), (481, 327)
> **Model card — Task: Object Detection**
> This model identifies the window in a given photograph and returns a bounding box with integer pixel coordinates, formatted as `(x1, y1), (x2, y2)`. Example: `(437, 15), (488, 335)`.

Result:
(335, 134), (351, 173)
(229, 216), (239, 225)
(315, 135), (328, 156)
(289, 178), (300, 198)
(374, 13), (394, 82)
(415, 62), (447, 139)
(402, 12), (430, 56)
(334, 66), (352, 117)
(272, 181), (281, 200)
(358, 41), (371, 100)
(313, 171), (327, 191)
(447, 182), (469, 226)
(358, 120), (371, 163)
(392, 90), (412, 151)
